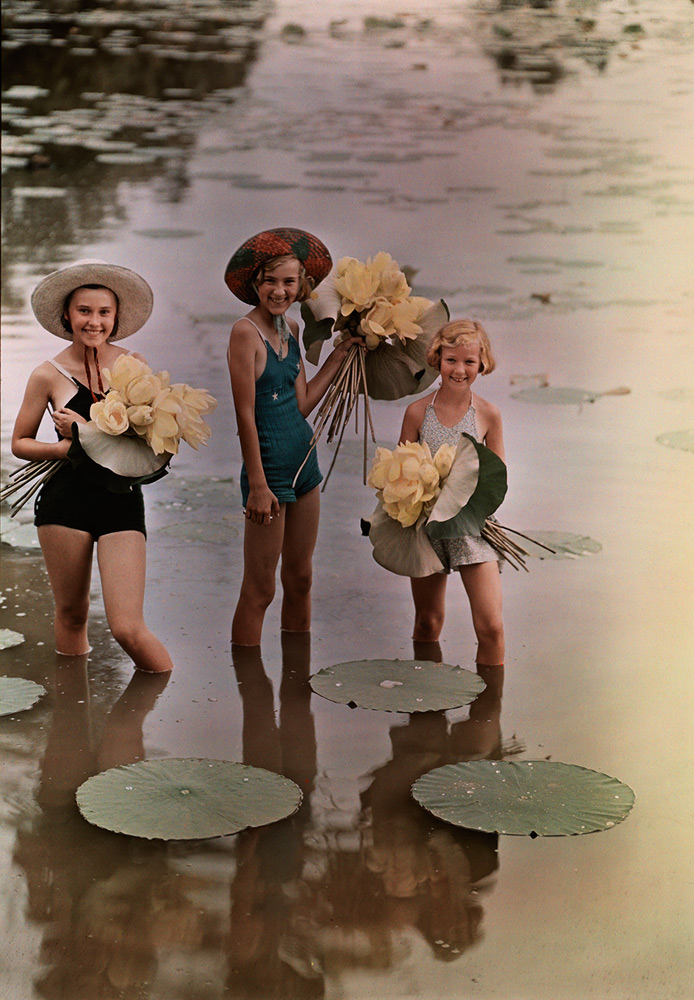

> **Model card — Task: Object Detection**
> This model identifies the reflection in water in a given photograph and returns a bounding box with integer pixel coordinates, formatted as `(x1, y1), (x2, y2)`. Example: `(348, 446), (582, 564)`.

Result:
(12, 659), (173, 998)
(227, 639), (515, 992)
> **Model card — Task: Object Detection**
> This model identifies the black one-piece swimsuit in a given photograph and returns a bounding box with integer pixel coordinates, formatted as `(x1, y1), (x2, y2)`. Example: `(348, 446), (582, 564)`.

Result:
(34, 379), (146, 539)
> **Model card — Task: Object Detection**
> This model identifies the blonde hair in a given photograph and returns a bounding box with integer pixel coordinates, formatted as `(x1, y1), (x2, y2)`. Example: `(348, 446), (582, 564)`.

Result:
(426, 319), (496, 375)
(252, 254), (314, 303)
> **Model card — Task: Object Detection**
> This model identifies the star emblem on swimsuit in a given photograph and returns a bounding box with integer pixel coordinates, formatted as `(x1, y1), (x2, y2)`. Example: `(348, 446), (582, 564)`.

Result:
(296, 361), (301, 371)
(272, 391), (279, 401)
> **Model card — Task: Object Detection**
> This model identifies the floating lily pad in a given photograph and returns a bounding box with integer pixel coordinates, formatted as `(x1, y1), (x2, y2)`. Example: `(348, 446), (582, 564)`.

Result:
(519, 531), (602, 560)
(0, 676), (46, 716)
(656, 429), (694, 453)
(0, 630), (25, 650)
(511, 386), (597, 405)
(76, 759), (302, 841)
(412, 760), (635, 836)
(0, 516), (39, 549)
(134, 228), (202, 239)
(157, 520), (237, 544)
(310, 660), (486, 713)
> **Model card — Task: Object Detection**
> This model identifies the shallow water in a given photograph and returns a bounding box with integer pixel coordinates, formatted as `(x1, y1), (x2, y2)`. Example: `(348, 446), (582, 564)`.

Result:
(2, 1), (693, 998)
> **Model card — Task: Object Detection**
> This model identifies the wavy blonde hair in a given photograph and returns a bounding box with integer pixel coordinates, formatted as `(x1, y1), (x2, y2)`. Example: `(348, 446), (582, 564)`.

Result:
(426, 319), (496, 374)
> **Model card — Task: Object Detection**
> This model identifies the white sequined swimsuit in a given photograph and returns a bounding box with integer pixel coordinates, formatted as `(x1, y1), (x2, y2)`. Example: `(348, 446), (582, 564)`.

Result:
(419, 396), (500, 572)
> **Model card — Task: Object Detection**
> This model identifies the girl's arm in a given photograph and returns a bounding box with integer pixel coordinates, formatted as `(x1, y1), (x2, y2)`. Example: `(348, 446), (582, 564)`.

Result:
(11, 367), (72, 462)
(481, 403), (505, 463)
(398, 397), (428, 445)
(227, 322), (280, 523)
(293, 325), (361, 418)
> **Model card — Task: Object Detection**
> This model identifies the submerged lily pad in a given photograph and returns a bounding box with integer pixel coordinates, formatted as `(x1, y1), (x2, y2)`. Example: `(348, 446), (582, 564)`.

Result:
(412, 760), (635, 836)
(0, 516), (40, 549)
(0, 676), (46, 716)
(0, 629), (25, 650)
(511, 386), (597, 405)
(310, 659), (486, 713)
(76, 759), (302, 841)
(656, 429), (694, 453)
(519, 531), (602, 560)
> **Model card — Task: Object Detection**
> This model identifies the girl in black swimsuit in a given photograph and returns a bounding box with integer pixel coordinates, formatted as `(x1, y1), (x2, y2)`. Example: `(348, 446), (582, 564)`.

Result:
(11, 260), (173, 672)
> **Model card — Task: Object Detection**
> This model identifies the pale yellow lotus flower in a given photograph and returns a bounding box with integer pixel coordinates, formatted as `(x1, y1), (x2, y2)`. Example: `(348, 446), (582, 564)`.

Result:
(370, 252), (411, 301)
(433, 443), (456, 481)
(179, 385), (217, 415)
(90, 394), (130, 435)
(126, 404), (154, 433)
(360, 297), (395, 341)
(124, 372), (162, 406)
(146, 387), (183, 455)
(335, 257), (380, 316)
(389, 300), (424, 342)
(104, 354), (152, 395)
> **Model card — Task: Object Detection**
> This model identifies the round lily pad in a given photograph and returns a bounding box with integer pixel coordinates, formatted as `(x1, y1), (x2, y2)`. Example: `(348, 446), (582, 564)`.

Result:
(0, 676), (46, 716)
(310, 659), (486, 713)
(656, 429), (694, 453)
(511, 387), (597, 405)
(76, 759), (302, 841)
(412, 760), (635, 837)
(0, 629), (26, 650)
(520, 531), (602, 560)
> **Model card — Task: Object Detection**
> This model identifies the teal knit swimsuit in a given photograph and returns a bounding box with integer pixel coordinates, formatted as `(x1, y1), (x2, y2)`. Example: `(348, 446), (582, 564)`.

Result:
(240, 320), (322, 505)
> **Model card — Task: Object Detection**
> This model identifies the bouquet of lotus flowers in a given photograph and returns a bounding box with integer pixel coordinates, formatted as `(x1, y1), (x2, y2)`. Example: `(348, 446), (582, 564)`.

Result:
(298, 252), (448, 487)
(366, 436), (536, 575)
(2, 355), (217, 516)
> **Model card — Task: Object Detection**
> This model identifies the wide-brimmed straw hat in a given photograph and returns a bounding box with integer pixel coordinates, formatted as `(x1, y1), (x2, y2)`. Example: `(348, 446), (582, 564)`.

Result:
(31, 259), (154, 341)
(224, 227), (332, 305)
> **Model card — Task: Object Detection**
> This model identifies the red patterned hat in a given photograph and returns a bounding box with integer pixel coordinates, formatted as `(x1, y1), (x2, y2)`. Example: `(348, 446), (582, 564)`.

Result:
(224, 227), (332, 304)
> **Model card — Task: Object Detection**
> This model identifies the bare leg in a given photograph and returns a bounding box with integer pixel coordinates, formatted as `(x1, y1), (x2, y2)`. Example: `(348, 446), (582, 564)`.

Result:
(458, 561), (504, 666)
(410, 572), (448, 642)
(38, 524), (93, 655)
(97, 531), (173, 673)
(280, 487), (320, 633)
(232, 508), (287, 645)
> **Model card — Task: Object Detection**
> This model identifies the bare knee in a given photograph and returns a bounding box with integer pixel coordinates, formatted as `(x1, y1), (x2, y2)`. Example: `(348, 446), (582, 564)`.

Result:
(55, 597), (89, 632)
(240, 575), (276, 615)
(281, 564), (312, 603)
(414, 608), (445, 642)
(108, 616), (145, 650)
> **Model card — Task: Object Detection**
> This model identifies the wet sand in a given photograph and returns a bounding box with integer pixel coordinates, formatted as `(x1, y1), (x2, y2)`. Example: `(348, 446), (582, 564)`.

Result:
(2, 1), (693, 997)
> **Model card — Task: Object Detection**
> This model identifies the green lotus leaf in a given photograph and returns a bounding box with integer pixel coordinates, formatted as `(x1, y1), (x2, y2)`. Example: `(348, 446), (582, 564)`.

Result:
(0, 629), (25, 650)
(76, 758), (302, 841)
(70, 424), (170, 493)
(427, 434), (507, 540)
(511, 387), (597, 405)
(0, 676), (46, 716)
(656, 429), (694, 453)
(367, 505), (444, 578)
(310, 659), (486, 713)
(520, 530), (602, 559)
(412, 760), (635, 836)
(426, 435), (479, 530)
(301, 303), (337, 366)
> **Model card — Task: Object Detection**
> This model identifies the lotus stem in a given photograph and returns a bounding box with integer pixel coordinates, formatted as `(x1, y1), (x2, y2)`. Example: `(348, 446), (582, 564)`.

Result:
(4, 460), (66, 517)
(493, 523), (557, 554)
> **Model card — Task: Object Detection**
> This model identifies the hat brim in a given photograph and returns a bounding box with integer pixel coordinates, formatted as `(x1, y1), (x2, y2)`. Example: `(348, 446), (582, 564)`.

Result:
(31, 260), (154, 340)
(224, 228), (332, 305)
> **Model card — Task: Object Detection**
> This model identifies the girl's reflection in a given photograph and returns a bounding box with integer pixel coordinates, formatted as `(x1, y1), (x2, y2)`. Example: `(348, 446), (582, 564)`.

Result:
(228, 632), (322, 996)
(13, 655), (174, 999)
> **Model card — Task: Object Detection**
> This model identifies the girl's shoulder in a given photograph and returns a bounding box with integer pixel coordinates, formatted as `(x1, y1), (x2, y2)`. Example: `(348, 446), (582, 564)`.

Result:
(406, 390), (436, 418)
(472, 392), (502, 425)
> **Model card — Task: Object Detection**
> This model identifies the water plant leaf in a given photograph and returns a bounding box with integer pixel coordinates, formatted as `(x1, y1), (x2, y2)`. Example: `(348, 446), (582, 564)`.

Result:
(0, 676), (46, 716)
(70, 424), (170, 488)
(76, 759), (302, 841)
(511, 386), (597, 405)
(310, 659), (486, 713)
(427, 434), (508, 539)
(366, 505), (444, 577)
(656, 429), (694, 453)
(412, 760), (635, 836)
(519, 530), (602, 559)
(0, 629), (25, 650)
(0, 515), (40, 549)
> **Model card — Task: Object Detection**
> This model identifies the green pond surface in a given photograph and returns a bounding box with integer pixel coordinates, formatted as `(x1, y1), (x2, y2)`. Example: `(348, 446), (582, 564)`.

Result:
(1, 1), (693, 998)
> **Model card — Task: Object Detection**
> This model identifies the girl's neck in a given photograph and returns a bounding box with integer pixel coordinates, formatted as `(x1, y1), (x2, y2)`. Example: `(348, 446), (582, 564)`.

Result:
(435, 382), (473, 413)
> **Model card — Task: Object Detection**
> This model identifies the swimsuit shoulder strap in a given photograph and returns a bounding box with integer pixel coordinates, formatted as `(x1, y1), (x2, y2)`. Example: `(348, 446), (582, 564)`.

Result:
(47, 358), (79, 385)
(244, 317), (267, 346)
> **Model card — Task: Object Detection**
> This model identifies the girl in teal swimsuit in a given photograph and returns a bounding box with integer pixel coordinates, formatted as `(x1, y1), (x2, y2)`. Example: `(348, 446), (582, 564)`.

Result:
(225, 228), (359, 646)
(11, 260), (173, 672)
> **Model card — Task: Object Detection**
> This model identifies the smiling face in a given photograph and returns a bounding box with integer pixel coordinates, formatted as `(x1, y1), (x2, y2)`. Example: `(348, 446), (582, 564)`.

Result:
(254, 257), (302, 317)
(439, 339), (483, 392)
(63, 286), (118, 347)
